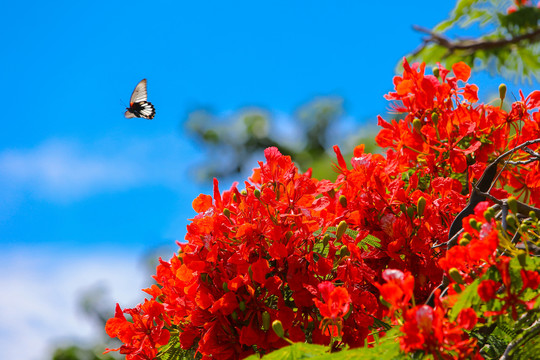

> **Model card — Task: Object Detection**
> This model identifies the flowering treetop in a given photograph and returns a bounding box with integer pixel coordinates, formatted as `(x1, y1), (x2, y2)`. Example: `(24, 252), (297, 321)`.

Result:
(105, 60), (540, 360)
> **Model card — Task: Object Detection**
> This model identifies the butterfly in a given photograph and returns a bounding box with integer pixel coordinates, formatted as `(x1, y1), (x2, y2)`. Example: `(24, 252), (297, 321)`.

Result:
(124, 79), (156, 119)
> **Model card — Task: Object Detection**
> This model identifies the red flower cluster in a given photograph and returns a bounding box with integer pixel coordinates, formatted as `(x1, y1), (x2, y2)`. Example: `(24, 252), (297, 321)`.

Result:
(105, 59), (540, 359)
(376, 269), (481, 360)
(105, 300), (170, 360)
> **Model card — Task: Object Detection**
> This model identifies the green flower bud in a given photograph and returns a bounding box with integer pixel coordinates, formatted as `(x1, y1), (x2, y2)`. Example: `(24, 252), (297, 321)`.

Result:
(459, 237), (470, 246)
(469, 218), (481, 230)
(462, 232), (472, 241)
(262, 311), (271, 331)
(417, 196), (427, 218)
(400, 203), (407, 214)
(529, 210), (538, 221)
(499, 83), (507, 101)
(336, 220), (348, 240)
(239, 301), (246, 312)
(431, 112), (439, 124)
(453, 283), (462, 293)
(233, 193), (238, 203)
(432, 66), (440, 78)
(248, 265), (253, 281)
(507, 196), (518, 214)
(254, 189), (261, 198)
(517, 250), (527, 267)
(506, 215), (517, 228)
(241, 189), (248, 196)
(407, 206), (415, 219)
(340, 245), (350, 257)
(339, 194), (347, 208)
(231, 311), (238, 321)
(412, 118), (423, 133)
(323, 233), (330, 248)
(223, 208), (231, 218)
(272, 320), (285, 338)
(222, 282), (229, 292)
(449, 268), (464, 284)
(484, 207), (495, 222)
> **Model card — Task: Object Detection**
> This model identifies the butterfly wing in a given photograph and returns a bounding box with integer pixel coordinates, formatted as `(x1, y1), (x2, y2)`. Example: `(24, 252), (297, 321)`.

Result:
(129, 79), (148, 104)
(124, 110), (137, 118)
(137, 101), (156, 119)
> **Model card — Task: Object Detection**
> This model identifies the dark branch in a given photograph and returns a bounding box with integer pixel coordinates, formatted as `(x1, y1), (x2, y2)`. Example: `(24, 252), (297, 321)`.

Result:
(411, 25), (540, 57)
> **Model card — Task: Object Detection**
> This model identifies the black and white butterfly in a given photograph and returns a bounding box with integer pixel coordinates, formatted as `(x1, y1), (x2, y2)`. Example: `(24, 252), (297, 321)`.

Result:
(124, 79), (156, 119)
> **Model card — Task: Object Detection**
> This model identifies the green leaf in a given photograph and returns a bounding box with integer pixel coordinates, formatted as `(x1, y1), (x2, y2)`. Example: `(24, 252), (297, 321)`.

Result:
(448, 277), (482, 321)
(244, 342), (328, 360)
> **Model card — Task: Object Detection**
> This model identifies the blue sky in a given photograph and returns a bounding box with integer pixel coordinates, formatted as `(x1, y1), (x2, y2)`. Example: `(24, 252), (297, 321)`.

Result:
(1, 1), (535, 359)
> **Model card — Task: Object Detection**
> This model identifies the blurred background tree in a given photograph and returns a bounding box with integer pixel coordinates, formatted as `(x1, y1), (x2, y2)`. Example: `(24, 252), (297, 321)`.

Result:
(406, 0), (540, 83)
(49, 0), (540, 359)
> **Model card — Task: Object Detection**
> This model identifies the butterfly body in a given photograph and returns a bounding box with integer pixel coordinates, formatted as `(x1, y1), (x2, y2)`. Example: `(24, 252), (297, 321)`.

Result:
(125, 79), (155, 119)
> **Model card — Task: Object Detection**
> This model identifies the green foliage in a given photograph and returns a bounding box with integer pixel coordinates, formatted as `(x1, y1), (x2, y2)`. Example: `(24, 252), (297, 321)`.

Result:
(245, 327), (402, 360)
(51, 345), (118, 360)
(157, 331), (199, 360)
(406, 0), (540, 83)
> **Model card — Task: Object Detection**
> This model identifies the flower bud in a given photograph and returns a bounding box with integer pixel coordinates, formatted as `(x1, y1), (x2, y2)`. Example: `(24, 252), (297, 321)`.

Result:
(262, 311), (271, 331)
(254, 189), (261, 198)
(323, 233), (330, 248)
(506, 215), (517, 228)
(407, 206), (415, 219)
(517, 250), (527, 267)
(412, 118), (423, 133)
(231, 311), (238, 321)
(432, 66), (440, 78)
(484, 207), (495, 222)
(233, 193), (238, 203)
(339, 195), (347, 208)
(417, 196), (426, 218)
(453, 283), (462, 293)
(499, 83), (507, 101)
(459, 237), (470, 246)
(222, 282), (229, 292)
(272, 320), (285, 338)
(223, 208), (231, 218)
(507, 196), (518, 214)
(241, 189), (248, 196)
(239, 301), (246, 312)
(340, 245), (350, 257)
(431, 112), (439, 124)
(469, 218), (481, 230)
(529, 210), (538, 221)
(449, 268), (464, 284)
(336, 220), (348, 240)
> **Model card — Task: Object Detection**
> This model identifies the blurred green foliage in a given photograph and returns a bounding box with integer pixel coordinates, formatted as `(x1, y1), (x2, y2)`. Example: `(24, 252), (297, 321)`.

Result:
(185, 97), (379, 182)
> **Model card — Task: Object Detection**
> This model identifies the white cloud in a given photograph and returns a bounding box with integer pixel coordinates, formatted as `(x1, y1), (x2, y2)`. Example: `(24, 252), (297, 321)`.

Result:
(0, 245), (150, 360)
(0, 136), (201, 202)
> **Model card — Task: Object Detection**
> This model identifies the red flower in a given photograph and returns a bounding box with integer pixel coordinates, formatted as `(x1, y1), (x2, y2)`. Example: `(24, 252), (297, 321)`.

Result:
(478, 280), (498, 302)
(313, 282), (351, 337)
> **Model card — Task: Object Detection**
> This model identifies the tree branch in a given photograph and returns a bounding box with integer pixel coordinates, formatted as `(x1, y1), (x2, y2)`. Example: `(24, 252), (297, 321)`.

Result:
(411, 25), (540, 57)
